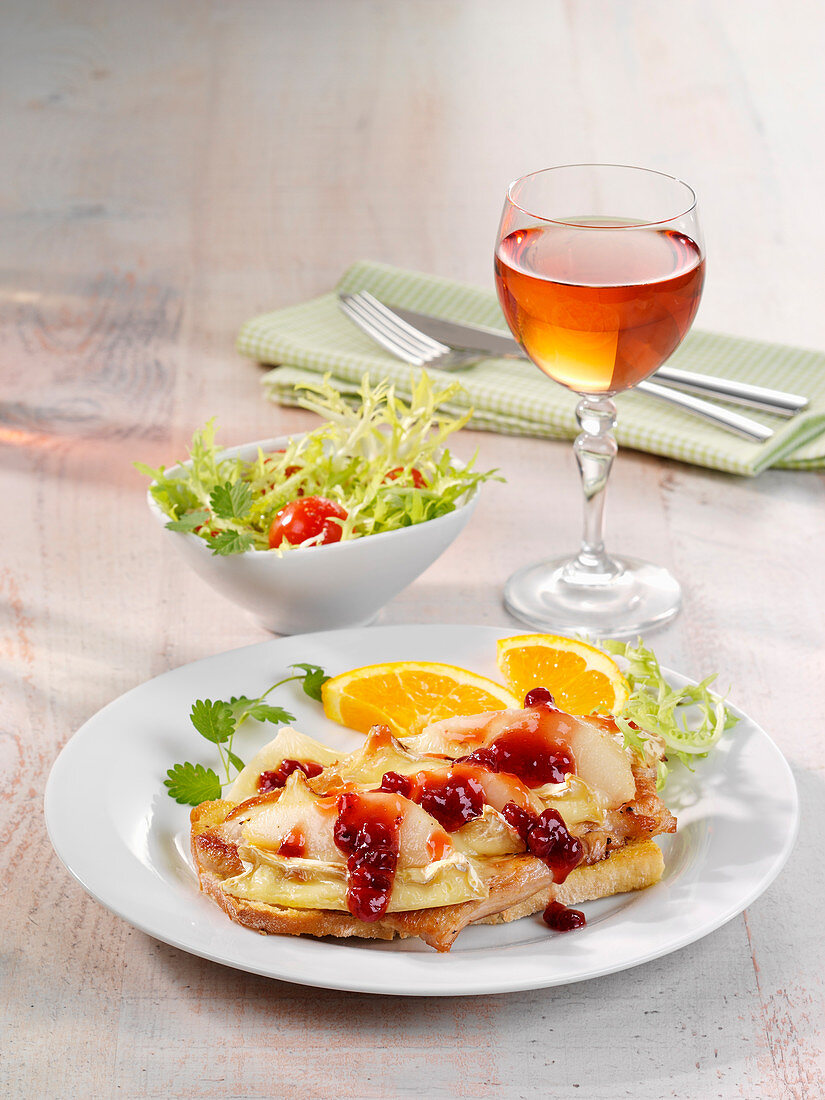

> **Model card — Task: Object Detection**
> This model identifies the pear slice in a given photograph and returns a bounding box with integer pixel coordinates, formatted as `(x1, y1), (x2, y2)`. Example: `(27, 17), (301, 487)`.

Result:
(227, 726), (341, 802)
(560, 718), (635, 808)
(409, 706), (636, 809)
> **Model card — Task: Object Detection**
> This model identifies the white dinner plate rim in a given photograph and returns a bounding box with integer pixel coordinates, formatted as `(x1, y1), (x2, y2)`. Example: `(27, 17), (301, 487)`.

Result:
(44, 624), (799, 997)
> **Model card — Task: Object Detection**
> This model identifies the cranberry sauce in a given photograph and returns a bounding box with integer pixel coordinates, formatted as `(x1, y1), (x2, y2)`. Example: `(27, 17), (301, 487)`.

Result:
(277, 827), (306, 858)
(524, 687), (555, 708)
(501, 803), (583, 884)
(500, 799), (587, 930)
(378, 771), (414, 798)
(469, 727), (574, 786)
(378, 767), (486, 832)
(257, 759), (324, 793)
(333, 792), (402, 923)
(459, 697), (577, 788)
(417, 771), (486, 833)
(543, 899), (586, 932)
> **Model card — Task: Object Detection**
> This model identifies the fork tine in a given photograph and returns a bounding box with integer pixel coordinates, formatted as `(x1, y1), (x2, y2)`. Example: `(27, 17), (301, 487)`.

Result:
(345, 293), (439, 361)
(355, 291), (451, 357)
(339, 293), (483, 373)
(339, 295), (430, 365)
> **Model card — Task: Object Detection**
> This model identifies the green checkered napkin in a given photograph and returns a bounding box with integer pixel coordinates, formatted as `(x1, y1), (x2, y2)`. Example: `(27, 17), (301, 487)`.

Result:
(238, 261), (825, 476)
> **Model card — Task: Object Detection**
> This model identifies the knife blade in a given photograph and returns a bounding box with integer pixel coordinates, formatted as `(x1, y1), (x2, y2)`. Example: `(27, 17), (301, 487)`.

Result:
(393, 307), (525, 359)
(391, 306), (808, 416)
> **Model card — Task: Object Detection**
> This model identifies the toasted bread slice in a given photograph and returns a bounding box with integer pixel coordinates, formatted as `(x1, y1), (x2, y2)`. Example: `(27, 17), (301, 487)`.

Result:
(191, 800), (664, 951)
(476, 837), (664, 925)
(189, 703), (676, 952)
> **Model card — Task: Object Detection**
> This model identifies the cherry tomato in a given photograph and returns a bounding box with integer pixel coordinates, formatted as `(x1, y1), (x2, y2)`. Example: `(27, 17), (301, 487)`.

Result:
(268, 496), (347, 548)
(385, 467), (427, 489)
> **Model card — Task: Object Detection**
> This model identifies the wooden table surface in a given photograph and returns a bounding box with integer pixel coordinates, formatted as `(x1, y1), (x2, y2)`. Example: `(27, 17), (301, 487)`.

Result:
(3, 2), (824, 1097)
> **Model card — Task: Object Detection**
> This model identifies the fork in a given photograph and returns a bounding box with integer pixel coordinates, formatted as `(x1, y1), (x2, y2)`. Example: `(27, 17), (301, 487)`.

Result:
(338, 291), (775, 442)
(339, 291), (485, 369)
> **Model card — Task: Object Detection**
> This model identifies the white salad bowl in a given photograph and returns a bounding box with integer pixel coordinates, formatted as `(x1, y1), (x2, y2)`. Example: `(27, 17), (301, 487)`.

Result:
(147, 434), (481, 635)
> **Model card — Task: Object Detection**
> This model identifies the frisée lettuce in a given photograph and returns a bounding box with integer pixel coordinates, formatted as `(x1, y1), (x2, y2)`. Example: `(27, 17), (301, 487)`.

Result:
(599, 638), (738, 788)
(138, 373), (499, 554)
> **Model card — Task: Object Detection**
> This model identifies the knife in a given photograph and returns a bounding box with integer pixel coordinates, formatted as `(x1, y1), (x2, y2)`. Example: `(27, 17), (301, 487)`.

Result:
(392, 306), (808, 417)
(339, 293), (774, 442)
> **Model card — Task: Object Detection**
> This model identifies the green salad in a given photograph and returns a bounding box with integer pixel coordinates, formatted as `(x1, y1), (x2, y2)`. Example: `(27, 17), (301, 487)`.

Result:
(597, 637), (738, 787)
(137, 374), (498, 555)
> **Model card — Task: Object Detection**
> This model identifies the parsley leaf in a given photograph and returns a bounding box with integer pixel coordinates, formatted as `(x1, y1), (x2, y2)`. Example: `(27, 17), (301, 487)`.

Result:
(165, 509), (210, 533)
(190, 699), (235, 744)
(164, 762), (222, 805)
(226, 749), (245, 773)
(210, 480), (253, 520)
(248, 703), (296, 724)
(228, 696), (296, 726)
(290, 662), (329, 701)
(166, 663), (328, 804)
(208, 529), (255, 556)
(226, 694), (256, 717)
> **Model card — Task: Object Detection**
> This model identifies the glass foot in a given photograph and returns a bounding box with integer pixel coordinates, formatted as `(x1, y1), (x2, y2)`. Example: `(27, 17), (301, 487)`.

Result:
(504, 554), (681, 638)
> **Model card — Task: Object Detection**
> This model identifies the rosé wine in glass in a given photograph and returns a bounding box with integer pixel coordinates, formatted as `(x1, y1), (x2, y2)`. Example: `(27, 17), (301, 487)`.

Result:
(495, 165), (705, 635)
(495, 224), (704, 394)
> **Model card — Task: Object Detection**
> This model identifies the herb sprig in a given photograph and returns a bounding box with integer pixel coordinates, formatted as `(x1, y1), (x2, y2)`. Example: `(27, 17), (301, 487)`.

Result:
(164, 663), (328, 805)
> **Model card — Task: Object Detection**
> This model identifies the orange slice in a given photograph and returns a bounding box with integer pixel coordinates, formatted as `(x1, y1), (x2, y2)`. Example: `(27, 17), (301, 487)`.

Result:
(321, 661), (520, 737)
(496, 634), (629, 716)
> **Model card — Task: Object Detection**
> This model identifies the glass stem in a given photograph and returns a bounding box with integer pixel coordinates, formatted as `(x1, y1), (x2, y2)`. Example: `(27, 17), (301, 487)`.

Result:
(570, 395), (620, 580)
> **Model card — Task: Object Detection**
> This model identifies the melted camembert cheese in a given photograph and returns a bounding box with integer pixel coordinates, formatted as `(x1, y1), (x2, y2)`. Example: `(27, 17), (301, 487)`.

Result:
(216, 701), (639, 916)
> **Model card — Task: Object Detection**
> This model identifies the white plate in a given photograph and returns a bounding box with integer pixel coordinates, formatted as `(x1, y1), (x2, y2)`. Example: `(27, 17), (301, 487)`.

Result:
(44, 625), (798, 997)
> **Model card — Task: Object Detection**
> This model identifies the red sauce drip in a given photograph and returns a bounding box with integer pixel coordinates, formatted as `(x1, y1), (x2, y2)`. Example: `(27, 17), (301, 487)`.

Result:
(378, 768), (485, 832)
(333, 792), (401, 922)
(427, 831), (450, 861)
(501, 801), (533, 844)
(524, 687), (556, 708)
(417, 773), (485, 833)
(461, 724), (575, 787)
(501, 803), (584, 885)
(460, 746), (497, 771)
(543, 900), (586, 932)
(277, 828), (306, 858)
(257, 759), (324, 793)
(378, 771), (414, 798)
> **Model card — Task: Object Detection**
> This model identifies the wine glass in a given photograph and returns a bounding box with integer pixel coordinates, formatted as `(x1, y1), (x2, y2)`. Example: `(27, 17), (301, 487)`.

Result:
(494, 164), (705, 635)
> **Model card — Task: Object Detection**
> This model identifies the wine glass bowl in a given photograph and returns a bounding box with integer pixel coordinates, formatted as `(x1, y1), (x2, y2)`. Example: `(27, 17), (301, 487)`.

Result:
(494, 164), (705, 635)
